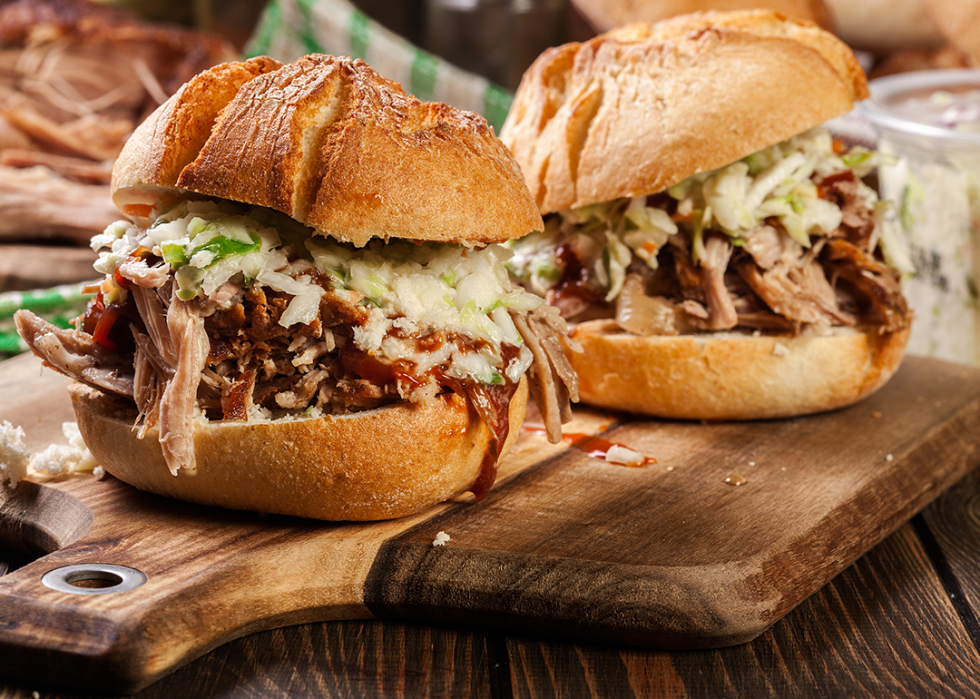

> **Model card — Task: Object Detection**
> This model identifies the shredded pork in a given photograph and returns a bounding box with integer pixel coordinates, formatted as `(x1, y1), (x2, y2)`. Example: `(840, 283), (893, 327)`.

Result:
(549, 170), (910, 338)
(15, 257), (576, 486)
(13, 308), (134, 397)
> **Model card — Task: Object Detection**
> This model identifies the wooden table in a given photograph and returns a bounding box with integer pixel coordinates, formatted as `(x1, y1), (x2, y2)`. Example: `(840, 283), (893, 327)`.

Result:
(1, 351), (979, 698)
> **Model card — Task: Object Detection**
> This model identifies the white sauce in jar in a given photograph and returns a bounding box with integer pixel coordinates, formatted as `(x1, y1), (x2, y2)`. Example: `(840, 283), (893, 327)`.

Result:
(863, 72), (980, 366)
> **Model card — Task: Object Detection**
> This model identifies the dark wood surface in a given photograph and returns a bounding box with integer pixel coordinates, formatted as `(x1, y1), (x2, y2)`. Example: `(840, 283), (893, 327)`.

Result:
(1, 352), (979, 698)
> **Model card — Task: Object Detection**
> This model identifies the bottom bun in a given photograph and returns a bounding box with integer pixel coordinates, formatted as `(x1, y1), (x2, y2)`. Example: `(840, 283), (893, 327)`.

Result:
(70, 378), (528, 521)
(568, 321), (910, 420)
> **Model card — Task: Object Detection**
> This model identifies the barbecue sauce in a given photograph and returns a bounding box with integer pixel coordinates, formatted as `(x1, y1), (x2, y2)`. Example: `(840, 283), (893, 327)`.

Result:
(341, 336), (520, 500)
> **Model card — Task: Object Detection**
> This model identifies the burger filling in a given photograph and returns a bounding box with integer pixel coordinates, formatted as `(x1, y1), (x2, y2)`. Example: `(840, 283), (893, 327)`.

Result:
(506, 127), (913, 337)
(15, 200), (577, 491)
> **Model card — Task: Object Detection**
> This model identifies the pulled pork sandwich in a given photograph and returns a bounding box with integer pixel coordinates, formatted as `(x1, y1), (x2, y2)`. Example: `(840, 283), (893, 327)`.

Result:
(14, 54), (577, 521)
(500, 10), (912, 421)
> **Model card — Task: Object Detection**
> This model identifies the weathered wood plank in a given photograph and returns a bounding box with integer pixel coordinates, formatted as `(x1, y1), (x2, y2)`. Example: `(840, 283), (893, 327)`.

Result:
(1, 505), (979, 697)
(920, 467), (980, 649)
(0, 621), (496, 699)
(506, 521), (980, 699)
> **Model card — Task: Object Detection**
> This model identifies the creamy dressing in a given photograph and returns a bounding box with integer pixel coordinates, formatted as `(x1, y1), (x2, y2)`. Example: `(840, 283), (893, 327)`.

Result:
(887, 89), (980, 132)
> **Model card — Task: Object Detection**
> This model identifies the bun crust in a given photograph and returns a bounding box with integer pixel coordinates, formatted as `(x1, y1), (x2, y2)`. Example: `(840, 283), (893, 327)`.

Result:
(500, 10), (868, 214)
(69, 378), (528, 521)
(567, 321), (909, 420)
(112, 54), (543, 247)
(571, 0), (833, 35)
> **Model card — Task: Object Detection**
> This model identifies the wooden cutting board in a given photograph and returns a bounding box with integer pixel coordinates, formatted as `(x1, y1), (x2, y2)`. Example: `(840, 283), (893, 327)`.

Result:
(1, 351), (978, 694)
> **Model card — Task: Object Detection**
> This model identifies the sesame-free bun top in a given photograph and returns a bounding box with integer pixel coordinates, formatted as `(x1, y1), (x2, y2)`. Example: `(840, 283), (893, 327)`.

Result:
(500, 10), (869, 214)
(112, 54), (544, 247)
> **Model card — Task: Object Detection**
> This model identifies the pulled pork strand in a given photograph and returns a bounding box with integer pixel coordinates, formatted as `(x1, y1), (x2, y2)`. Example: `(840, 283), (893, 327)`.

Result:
(13, 308), (134, 397)
(512, 305), (580, 442)
(157, 296), (209, 475)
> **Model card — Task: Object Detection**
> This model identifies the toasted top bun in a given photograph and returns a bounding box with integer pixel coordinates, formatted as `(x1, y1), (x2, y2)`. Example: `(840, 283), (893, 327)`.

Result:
(571, 0), (834, 35)
(568, 321), (909, 420)
(500, 10), (868, 214)
(70, 378), (528, 521)
(112, 54), (544, 247)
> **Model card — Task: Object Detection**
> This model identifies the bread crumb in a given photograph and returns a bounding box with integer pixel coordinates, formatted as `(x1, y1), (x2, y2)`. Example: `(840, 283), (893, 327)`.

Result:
(886, 454), (894, 462)
(0, 421), (99, 486)
(29, 423), (98, 477)
(872, 411), (882, 418)
(0, 421), (30, 488)
(433, 531), (450, 547)
(772, 342), (790, 357)
(748, 461), (756, 466)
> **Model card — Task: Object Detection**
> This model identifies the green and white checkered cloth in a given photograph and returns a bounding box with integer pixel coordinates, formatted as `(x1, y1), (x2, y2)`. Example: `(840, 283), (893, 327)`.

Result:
(0, 0), (516, 361)
(246, 0), (515, 132)
(0, 283), (94, 358)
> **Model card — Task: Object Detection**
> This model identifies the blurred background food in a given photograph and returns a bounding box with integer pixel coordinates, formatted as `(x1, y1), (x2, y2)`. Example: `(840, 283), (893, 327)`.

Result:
(0, 0), (237, 293)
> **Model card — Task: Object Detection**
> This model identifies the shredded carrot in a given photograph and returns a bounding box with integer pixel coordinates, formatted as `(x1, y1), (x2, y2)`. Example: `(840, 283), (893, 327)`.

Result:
(640, 241), (658, 257)
(123, 203), (154, 218)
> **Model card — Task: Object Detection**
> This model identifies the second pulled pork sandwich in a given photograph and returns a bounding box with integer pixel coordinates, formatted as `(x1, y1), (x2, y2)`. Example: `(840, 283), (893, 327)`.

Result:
(500, 10), (912, 420)
(15, 54), (578, 521)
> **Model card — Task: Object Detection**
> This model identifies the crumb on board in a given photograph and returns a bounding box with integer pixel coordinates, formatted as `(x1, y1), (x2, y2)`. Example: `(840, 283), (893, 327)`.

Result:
(0, 421), (30, 488)
(0, 421), (99, 488)
(433, 531), (450, 547)
(886, 454), (894, 462)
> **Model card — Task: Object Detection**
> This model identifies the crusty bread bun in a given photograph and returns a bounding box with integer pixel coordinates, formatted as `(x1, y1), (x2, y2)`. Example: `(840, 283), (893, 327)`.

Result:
(499, 11), (910, 421)
(501, 10), (868, 215)
(16, 54), (575, 521)
(70, 379), (527, 521)
(113, 54), (542, 248)
(570, 0), (834, 35)
(569, 322), (909, 420)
